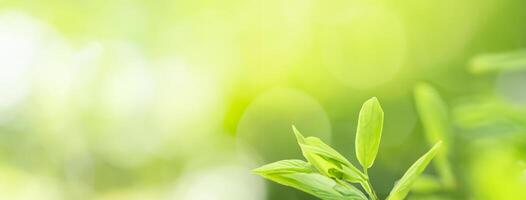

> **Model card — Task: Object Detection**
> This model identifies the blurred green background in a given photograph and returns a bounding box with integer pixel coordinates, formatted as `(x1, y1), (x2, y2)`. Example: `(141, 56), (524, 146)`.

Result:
(0, 0), (525, 199)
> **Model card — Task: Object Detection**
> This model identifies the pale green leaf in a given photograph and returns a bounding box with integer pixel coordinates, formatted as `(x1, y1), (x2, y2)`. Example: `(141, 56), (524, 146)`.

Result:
(252, 159), (313, 175)
(356, 97), (384, 169)
(469, 49), (526, 74)
(293, 126), (365, 182)
(387, 141), (443, 200)
(253, 160), (367, 200)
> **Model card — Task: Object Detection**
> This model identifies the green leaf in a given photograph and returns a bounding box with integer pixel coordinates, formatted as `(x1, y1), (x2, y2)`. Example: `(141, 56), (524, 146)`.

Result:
(414, 83), (455, 188)
(469, 49), (526, 73)
(253, 160), (367, 200)
(387, 141), (443, 200)
(293, 126), (365, 183)
(356, 97), (384, 169)
(252, 159), (313, 174)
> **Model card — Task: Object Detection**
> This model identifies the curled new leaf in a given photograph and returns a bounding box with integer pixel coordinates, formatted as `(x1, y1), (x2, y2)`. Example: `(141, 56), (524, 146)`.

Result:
(293, 126), (365, 183)
(253, 160), (367, 200)
(356, 97), (384, 169)
(387, 141), (443, 200)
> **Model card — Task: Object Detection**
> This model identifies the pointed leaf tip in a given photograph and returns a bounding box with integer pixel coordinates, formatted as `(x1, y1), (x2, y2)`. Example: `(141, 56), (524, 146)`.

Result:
(293, 125), (305, 144)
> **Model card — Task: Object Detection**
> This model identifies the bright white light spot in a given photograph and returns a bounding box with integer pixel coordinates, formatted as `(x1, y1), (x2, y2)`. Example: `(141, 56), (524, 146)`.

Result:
(0, 12), (48, 109)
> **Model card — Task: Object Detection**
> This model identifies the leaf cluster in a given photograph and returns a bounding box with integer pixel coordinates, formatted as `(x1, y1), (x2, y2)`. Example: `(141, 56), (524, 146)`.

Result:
(253, 98), (442, 200)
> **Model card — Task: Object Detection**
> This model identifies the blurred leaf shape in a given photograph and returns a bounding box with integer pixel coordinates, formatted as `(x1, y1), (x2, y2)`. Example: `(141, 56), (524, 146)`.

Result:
(470, 49), (526, 73)
(414, 83), (455, 188)
(453, 97), (526, 135)
(414, 83), (449, 144)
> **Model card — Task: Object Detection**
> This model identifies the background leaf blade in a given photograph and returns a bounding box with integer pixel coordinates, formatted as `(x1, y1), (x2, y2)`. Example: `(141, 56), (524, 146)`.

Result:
(414, 83), (456, 188)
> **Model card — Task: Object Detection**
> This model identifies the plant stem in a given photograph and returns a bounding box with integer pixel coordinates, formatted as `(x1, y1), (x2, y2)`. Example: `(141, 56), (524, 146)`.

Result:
(363, 168), (379, 200)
